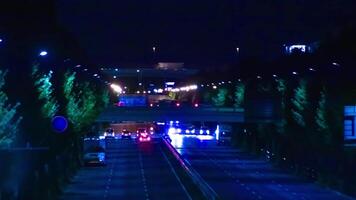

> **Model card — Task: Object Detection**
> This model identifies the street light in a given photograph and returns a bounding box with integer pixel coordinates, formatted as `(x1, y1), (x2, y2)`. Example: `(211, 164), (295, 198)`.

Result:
(110, 84), (123, 94)
(39, 51), (48, 57)
(152, 46), (156, 52)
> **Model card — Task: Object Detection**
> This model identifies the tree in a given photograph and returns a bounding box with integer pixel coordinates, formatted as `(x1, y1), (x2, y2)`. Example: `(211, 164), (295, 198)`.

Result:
(315, 89), (331, 145)
(234, 83), (245, 108)
(291, 79), (308, 127)
(63, 71), (82, 132)
(77, 82), (97, 131)
(32, 65), (59, 119)
(276, 78), (287, 134)
(0, 70), (22, 147)
(212, 88), (228, 107)
(101, 89), (110, 108)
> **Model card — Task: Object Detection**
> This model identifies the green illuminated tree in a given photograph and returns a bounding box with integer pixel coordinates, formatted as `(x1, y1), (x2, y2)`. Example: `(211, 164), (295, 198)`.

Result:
(234, 83), (245, 108)
(63, 71), (82, 131)
(315, 89), (331, 144)
(32, 66), (59, 118)
(291, 79), (308, 127)
(212, 88), (228, 107)
(77, 82), (97, 130)
(101, 89), (110, 108)
(0, 70), (22, 147)
(276, 79), (287, 134)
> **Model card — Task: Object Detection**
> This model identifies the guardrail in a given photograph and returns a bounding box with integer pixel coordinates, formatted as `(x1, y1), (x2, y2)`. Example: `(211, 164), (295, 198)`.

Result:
(162, 138), (220, 200)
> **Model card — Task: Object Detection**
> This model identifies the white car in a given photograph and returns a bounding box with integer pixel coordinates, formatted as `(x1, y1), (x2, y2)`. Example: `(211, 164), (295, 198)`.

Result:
(84, 146), (106, 166)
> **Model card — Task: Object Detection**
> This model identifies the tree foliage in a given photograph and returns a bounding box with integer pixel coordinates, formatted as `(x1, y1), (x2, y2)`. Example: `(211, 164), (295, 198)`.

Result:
(63, 71), (82, 131)
(315, 88), (332, 145)
(0, 70), (22, 147)
(63, 71), (106, 133)
(212, 88), (228, 107)
(234, 83), (245, 108)
(32, 65), (59, 119)
(291, 79), (308, 127)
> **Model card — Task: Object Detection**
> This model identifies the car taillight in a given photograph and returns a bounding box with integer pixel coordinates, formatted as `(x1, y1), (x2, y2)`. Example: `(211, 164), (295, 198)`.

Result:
(150, 103), (153, 107)
(194, 103), (199, 107)
(176, 103), (180, 107)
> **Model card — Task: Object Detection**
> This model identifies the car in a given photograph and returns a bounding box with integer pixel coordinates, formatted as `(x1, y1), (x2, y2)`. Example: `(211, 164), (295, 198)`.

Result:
(104, 128), (115, 139)
(185, 125), (197, 134)
(83, 146), (106, 166)
(137, 129), (151, 142)
(199, 126), (211, 135)
(121, 129), (132, 139)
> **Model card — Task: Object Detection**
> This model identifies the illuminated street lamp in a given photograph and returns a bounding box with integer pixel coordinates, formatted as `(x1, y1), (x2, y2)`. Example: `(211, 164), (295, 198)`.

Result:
(39, 50), (48, 56)
(152, 46), (156, 52)
(110, 84), (123, 94)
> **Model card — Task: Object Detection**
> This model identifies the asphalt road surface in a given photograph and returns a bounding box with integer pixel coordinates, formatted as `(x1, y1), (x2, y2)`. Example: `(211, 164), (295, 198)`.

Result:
(60, 139), (191, 200)
(171, 135), (354, 200)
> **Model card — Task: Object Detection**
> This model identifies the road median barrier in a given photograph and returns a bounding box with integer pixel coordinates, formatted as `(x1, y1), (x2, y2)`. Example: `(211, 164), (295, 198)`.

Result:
(161, 138), (220, 200)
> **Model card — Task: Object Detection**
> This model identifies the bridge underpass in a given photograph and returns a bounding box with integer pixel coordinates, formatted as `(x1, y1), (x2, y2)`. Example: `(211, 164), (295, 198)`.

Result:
(96, 106), (280, 123)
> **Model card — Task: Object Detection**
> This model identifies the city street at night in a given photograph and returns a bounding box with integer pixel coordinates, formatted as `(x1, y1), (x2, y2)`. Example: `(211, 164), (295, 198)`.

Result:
(1, 1), (356, 199)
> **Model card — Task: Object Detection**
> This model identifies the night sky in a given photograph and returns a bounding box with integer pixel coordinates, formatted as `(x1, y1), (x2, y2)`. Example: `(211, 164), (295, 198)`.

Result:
(56, 0), (356, 67)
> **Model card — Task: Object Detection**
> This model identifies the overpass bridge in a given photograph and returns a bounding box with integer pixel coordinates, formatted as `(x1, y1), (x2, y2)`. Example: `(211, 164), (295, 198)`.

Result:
(96, 106), (280, 123)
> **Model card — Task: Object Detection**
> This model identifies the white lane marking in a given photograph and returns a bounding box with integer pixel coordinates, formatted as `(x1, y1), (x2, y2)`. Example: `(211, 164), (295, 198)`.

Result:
(139, 152), (150, 200)
(159, 146), (193, 200)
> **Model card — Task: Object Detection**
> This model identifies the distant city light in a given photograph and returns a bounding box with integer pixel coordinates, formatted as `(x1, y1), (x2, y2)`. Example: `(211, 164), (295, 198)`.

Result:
(292, 71), (298, 75)
(115, 68), (118, 71)
(332, 62), (340, 66)
(93, 73), (98, 77)
(213, 85), (217, 89)
(83, 68), (88, 71)
(136, 91), (140, 94)
(139, 82), (142, 86)
(0, 38), (2, 43)
(272, 74), (277, 77)
(238, 79), (241, 82)
(113, 76), (117, 79)
(152, 46), (156, 52)
(257, 76), (261, 79)
(39, 51), (48, 56)
(137, 69), (140, 73)
(236, 47), (240, 53)
(309, 68), (315, 71)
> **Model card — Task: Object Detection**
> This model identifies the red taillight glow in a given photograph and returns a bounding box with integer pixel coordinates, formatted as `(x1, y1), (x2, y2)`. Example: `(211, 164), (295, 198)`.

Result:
(194, 103), (199, 107)
(176, 103), (180, 107)
(150, 103), (153, 107)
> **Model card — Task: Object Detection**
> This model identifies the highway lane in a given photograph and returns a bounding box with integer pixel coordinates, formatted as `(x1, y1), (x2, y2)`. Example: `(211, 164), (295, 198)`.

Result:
(60, 139), (191, 200)
(171, 136), (354, 200)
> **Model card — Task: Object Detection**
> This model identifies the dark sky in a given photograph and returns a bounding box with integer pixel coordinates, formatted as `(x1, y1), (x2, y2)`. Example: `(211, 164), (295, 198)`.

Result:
(56, 0), (356, 66)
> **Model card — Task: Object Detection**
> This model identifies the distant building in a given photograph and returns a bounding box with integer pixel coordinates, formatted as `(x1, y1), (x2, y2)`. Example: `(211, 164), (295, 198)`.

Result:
(156, 62), (184, 70)
(283, 42), (319, 55)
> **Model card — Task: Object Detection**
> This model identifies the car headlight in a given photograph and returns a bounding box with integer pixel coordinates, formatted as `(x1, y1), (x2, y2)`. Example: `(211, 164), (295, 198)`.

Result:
(206, 130), (210, 134)
(200, 130), (203, 134)
(185, 130), (190, 134)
